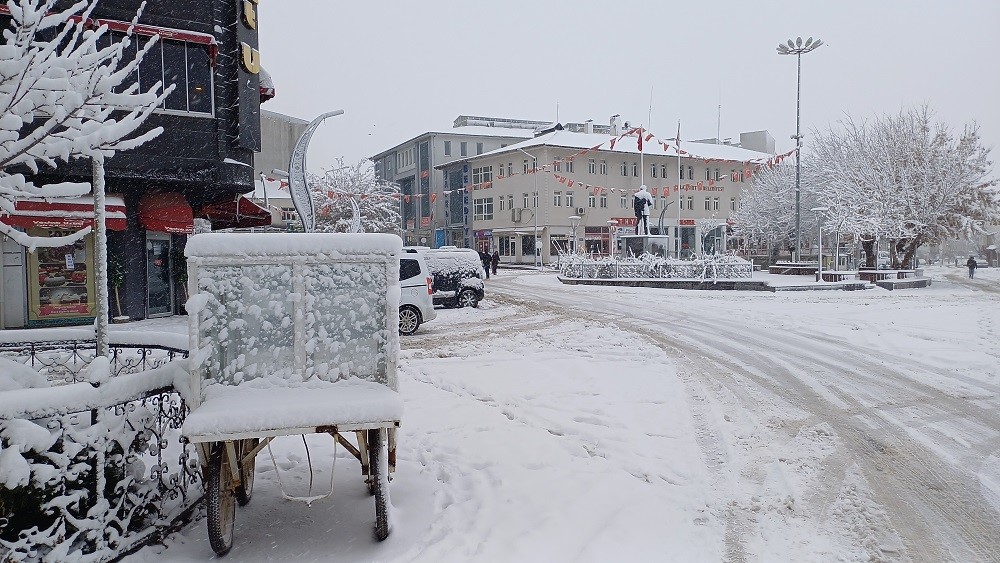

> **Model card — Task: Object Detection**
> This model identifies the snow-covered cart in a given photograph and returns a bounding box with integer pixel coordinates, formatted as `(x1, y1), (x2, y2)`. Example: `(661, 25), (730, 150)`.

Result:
(181, 233), (403, 556)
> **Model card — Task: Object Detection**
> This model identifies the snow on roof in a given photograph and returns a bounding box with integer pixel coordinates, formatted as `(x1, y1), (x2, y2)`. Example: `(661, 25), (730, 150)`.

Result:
(185, 232), (403, 259)
(447, 129), (774, 166)
(428, 126), (535, 139)
(246, 178), (292, 201)
(372, 126), (534, 159)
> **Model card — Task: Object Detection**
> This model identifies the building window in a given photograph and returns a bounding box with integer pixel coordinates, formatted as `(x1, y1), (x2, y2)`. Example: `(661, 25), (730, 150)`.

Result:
(730, 197), (736, 211)
(600, 195), (608, 208)
(444, 141), (451, 156)
(566, 160), (574, 173)
(532, 192), (538, 208)
(659, 195), (667, 208)
(687, 196), (693, 209)
(731, 169), (737, 181)
(600, 160), (607, 174)
(661, 164), (668, 178)
(554, 160), (561, 172)
(620, 195), (627, 209)
(688, 165), (694, 179)
(705, 168), (712, 181)
(461, 142), (468, 156)
(553, 191), (562, 207)
(588, 159), (596, 174)
(499, 197), (506, 211)
(713, 197), (720, 211)
(714, 168), (721, 180)
(588, 194), (596, 208)
(620, 162), (628, 176)
(473, 197), (494, 221)
(471, 166), (493, 184)
(476, 142), (484, 155)
(632, 162), (639, 177)
(523, 193), (529, 208)
(507, 162), (513, 177)
(704, 197), (711, 211)
(679, 165), (685, 180)
(651, 164), (657, 178)
(507, 194), (513, 210)
(499, 235), (516, 256)
(107, 33), (212, 115)
(566, 191), (574, 207)
(498, 165), (505, 178)
(523, 160), (529, 174)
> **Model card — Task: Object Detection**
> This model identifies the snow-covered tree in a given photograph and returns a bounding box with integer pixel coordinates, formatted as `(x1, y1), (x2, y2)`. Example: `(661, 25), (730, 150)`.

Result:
(1, 0), (170, 250)
(731, 163), (819, 258)
(310, 159), (401, 234)
(809, 106), (998, 268)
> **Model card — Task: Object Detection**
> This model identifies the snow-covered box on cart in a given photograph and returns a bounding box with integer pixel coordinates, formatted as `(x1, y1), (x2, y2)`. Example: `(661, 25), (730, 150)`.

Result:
(181, 233), (402, 556)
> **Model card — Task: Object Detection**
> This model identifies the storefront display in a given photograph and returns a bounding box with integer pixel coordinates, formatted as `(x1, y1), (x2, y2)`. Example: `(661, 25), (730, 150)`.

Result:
(27, 228), (95, 324)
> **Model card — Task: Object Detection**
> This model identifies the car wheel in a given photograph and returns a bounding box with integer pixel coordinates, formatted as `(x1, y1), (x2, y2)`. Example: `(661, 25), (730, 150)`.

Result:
(457, 289), (479, 308)
(398, 305), (421, 336)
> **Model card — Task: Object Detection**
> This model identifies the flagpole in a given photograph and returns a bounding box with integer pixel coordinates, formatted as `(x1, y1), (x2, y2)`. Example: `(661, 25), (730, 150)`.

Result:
(676, 120), (682, 258)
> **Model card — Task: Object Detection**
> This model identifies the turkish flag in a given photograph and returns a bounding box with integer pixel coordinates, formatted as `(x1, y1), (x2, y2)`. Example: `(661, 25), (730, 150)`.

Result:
(637, 128), (643, 152)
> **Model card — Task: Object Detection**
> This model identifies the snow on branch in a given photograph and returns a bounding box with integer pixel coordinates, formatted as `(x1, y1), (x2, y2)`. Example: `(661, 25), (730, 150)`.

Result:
(1, 0), (173, 249)
(310, 158), (402, 234)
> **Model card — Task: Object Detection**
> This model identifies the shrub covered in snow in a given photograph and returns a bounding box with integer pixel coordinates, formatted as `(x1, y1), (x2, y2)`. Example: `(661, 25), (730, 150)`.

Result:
(559, 253), (753, 281)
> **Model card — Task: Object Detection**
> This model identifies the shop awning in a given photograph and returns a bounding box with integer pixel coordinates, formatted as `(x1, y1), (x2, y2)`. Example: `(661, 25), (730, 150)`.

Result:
(0, 195), (127, 231)
(139, 192), (194, 234)
(201, 195), (272, 230)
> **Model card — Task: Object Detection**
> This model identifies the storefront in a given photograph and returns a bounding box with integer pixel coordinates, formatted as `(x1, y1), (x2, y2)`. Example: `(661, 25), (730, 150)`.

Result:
(0, 195), (127, 328)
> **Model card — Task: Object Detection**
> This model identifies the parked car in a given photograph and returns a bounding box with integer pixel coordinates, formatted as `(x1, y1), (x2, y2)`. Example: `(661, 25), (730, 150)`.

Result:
(405, 247), (486, 308)
(398, 252), (436, 335)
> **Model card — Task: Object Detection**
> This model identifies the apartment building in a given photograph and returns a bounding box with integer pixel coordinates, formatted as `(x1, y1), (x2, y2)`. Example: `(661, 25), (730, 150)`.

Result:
(439, 128), (775, 264)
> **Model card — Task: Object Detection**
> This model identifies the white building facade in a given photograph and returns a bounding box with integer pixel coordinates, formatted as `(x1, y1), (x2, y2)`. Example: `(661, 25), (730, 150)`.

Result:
(370, 116), (620, 247)
(439, 128), (775, 265)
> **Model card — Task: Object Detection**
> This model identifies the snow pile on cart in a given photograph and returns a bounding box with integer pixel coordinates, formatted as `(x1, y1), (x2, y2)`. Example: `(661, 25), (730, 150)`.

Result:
(180, 233), (403, 555)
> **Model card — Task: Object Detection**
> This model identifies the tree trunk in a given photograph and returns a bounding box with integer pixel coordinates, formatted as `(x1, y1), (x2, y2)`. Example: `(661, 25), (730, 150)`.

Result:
(901, 236), (922, 269)
(861, 238), (876, 268)
(93, 156), (109, 361)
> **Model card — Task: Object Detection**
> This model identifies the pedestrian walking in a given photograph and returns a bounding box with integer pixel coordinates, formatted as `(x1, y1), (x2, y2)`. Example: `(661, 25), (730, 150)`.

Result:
(491, 251), (500, 276)
(967, 256), (977, 279)
(479, 250), (491, 279)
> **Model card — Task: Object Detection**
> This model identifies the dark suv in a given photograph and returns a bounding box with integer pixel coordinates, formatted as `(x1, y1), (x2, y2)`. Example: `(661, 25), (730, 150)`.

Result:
(405, 247), (485, 308)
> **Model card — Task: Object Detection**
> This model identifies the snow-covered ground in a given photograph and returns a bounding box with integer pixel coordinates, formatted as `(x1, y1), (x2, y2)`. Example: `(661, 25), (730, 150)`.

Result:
(125, 264), (1000, 562)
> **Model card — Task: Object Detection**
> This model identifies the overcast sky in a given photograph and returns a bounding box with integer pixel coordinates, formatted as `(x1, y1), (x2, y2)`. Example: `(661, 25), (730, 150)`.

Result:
(258, 0), (999, 173)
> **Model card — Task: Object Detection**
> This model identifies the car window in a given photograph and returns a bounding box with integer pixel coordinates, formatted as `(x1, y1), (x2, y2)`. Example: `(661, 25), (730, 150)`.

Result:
(399, 259), (422, 281)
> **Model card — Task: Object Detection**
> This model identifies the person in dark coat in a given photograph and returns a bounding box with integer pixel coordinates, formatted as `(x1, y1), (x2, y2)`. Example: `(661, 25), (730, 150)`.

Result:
(967, 256), (977, 279)
(479, 250), (490, 279)
(491, 251), (500, 276)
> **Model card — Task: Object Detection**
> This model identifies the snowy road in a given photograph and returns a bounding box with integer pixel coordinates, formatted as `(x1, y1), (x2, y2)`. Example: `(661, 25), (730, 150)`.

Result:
(131, 266), (1000, 562)
(490, 267), (1000, 563)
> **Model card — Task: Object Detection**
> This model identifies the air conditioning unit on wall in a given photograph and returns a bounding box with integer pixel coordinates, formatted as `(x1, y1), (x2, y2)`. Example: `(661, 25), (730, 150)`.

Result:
(575, 207), (586, 215)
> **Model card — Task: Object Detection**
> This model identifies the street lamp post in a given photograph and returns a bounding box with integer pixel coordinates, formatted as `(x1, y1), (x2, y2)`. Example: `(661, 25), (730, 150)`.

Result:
(568, 215), (581, 254)
(810, 206), (829, 281)
(777, 36), (823, 263)
(607, 219), (618, 260)
(515, 147), (541, 268)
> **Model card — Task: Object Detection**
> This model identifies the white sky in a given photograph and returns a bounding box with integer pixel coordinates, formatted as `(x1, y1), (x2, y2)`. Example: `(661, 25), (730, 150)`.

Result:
(257, 0), (1000, 172)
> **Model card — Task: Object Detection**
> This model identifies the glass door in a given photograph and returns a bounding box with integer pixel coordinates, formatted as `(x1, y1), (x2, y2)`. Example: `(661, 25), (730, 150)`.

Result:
(146, 234), (173, 317)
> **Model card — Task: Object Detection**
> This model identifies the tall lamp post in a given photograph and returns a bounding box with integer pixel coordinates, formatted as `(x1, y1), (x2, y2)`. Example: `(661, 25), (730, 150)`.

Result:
(777, 36), (823, 263)
(568, 215), (581, 254)
(515, 147), (541, 267)
(810, 206), (828, 281)
(607, 219), (618, 259)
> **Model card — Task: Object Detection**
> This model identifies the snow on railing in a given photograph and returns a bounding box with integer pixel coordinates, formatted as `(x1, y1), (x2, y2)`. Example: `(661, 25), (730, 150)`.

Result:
(558, 253), (754, 281)
(0, 345), (196, 562)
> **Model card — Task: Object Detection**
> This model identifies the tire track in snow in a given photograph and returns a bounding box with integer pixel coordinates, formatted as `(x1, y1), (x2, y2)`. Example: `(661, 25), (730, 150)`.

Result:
(495, 274), (1000, 562)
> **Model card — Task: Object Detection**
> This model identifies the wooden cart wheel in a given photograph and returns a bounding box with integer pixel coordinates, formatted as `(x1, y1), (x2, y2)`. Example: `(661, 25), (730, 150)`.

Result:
(369, 429), (392, 541)
(235, 438), (258, 506)
(206, 443), (237, 556)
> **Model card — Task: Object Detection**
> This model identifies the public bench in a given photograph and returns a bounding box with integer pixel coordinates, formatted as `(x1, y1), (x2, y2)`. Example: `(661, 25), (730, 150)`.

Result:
(768, 262), (819, 276)
(858, 269), (916, 282)
(821, 271), (856, 282)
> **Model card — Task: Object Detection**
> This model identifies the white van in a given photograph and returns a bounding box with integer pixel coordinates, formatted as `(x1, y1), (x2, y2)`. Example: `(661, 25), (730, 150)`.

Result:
(398, 252), (436, 335)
